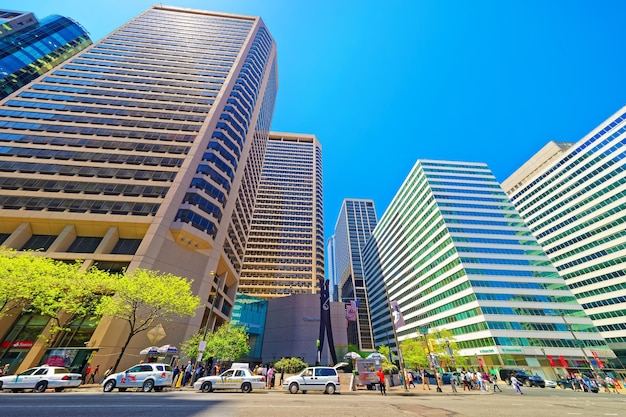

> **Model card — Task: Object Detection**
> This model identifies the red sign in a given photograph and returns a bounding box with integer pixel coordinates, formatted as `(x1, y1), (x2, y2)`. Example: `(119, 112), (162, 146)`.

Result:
(547, 355), (556, 367)
(591, 350), (605, 369)
(477, 357), (484, 367)
(559, 356), (568, 367)
(0, 340), (34, 349)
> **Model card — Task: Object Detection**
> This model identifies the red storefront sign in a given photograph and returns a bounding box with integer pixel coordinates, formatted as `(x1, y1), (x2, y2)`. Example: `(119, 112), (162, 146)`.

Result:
(0, 340), (35, 349)
(477, 357), (484, 367)
(547, 355), (556, 367)
(559, 355), (568, 367)
(591, 350), (605, 369)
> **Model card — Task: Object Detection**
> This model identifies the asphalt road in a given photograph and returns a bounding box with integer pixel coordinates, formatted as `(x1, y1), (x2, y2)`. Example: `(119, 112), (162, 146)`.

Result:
(2, 385), (625, 417)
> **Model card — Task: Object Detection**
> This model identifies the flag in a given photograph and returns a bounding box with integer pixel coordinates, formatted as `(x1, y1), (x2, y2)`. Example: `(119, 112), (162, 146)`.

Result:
(390, 300), (405, 329)
(346, 300), (359, 321)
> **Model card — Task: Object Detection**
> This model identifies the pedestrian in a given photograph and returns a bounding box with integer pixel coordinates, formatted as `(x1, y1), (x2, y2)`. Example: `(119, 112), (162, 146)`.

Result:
(280, 366), (285, 385)
(194, 364), (204, 383)
(420, 367), (431, 391)
(215, 363), (221, 375)
(435, 370), (443, 392)
(376, 369), (386, 396)
(88, 364), (99, 384)
(0, 364), (4, 376)
(83, 364), (92, 384)
(451, 373), (458, 393)
(491, 374), (502, 392)
(172, 365), (181, 387)
(511, 374), (523, 395)
(182, 360), (193, 386)
(267, 366), (275, 389)
(407, 370), (415, 388)
(2, 364), (8, 375)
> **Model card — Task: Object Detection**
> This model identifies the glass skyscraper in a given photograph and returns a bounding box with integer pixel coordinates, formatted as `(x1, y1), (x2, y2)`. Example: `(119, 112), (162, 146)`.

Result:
(0, 9), (92, 99)
(363, 160), (614, 376)
(333, 199), (378, 350)
(238, 132), (324, 299)
(504, 106), (626, 365)
(0, 5), (277, 373)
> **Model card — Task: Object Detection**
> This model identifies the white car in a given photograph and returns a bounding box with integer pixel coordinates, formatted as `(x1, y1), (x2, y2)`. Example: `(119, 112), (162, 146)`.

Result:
(283, 365), (342, 394)
(194, 365), (265, 393)
(102, 363), (173, 392)
(545, 379), (557, 388)
(0, 365), (82, 392)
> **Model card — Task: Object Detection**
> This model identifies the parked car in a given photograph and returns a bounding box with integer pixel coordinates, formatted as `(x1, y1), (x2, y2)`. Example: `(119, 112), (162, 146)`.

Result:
(194, 364), (265, 393)
(102, 363), (173, 392)
(0, 365), (82, 392)
(410, 370), (451, 385)
(557, 376), (599, 392)
(499, 369), (544, 387)
(282, 365), (342, 394)
(544, 379), (557, 388)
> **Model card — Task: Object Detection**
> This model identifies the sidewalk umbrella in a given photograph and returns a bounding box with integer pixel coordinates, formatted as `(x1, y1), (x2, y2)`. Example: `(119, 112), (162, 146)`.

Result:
(344, 352), (362, 360)
(140, 346), (159, 355)
(157, 344), (178, 354)
(366, 352), (386, 360)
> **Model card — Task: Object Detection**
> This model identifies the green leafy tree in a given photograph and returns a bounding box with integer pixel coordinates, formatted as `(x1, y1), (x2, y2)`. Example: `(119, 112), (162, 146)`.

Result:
(401, 329), (467, 371)
(181, 323), (250, 365)
(274, 357), (308, 373)
(29, 262), (116, 346)
(97, 268), (200, 371)
(0, 249), (43, 316)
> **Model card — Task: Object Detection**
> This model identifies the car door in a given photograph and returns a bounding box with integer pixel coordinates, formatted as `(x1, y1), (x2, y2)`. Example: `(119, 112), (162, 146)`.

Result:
(13, 368), (39, 389)
(119, 365), (142, 388)
(219, 370), (235, 389)
(300, 368), (315, 389)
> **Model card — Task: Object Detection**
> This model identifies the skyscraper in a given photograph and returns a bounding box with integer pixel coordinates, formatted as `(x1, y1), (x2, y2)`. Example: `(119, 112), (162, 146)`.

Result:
(333, 199), (378, 350)
(238, 132), (324, 299)
(364, 160), (615, 376)
(504, 107), (626, 365)
(0, 9), (92, 99)
(0, 5), (277, 372)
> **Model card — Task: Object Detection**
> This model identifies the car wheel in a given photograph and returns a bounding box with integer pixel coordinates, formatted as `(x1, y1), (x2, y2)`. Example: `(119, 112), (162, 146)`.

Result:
(325, 384), (336, 395)
(524, 380), (531, 387)
(289, 382), (299, 394)
(142, 380), (155, 392)
(201, 381), (213, 393)
(33, 381), (48, 393)
(241, 382), (252, 393)
(54, 388), (64, 392)
(560, 383), (566, 389)
(103, 380), (116, 392)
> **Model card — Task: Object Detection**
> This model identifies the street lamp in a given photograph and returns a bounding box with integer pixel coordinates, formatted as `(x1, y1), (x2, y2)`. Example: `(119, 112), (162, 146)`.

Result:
(382, 279), (408, 392)
(560, 313), (597, 379)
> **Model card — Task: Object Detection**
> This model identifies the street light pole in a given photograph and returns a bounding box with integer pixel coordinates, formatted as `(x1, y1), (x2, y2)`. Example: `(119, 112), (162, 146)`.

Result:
(561, 314), (597, 379)
(382, 279), (408, 392)
(199, 271), (223, 376)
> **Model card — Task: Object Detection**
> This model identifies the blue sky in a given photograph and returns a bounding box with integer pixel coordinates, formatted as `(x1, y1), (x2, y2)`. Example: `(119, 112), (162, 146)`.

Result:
(13, 0), (626, 246)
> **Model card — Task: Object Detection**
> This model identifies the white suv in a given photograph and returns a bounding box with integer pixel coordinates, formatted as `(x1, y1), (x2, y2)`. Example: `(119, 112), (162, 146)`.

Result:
(102, 363), (173, 392)
(283, 366), (342, 394)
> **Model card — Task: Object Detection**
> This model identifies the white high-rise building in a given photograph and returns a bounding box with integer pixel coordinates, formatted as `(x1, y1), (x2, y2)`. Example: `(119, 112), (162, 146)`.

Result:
(504, 107), (626, 365)
(364, 159), (615, 376)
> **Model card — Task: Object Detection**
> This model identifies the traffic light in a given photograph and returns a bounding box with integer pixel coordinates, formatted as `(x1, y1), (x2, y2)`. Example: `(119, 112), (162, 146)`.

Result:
(429, 339), (436, 352)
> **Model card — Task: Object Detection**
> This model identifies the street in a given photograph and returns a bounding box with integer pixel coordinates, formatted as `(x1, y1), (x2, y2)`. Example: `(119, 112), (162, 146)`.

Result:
(1, 385), (625, 417)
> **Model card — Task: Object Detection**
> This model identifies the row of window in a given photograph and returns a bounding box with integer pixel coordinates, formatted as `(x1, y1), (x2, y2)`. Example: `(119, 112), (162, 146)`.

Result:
(0, 161), (176, 181)
(0, 196), (159, 215)
(0, 177), (168, 197)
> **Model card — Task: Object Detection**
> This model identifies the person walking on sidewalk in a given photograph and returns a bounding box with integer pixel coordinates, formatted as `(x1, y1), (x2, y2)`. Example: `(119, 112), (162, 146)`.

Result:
(420, 367), (431, 391)
(377, 369), (386, 396)
(88, 365), (99, 384)
(491, 374), (502, 392)
(511, 374), (523, 395)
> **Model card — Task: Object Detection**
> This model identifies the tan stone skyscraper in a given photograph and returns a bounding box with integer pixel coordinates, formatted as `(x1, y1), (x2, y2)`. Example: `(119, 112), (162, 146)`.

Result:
(238, 132), (324, 299)
(0, 5), (277, 372)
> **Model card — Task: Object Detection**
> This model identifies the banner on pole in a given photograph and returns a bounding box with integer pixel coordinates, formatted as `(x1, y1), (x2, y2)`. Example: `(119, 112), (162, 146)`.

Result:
(390, 300), (405, 329)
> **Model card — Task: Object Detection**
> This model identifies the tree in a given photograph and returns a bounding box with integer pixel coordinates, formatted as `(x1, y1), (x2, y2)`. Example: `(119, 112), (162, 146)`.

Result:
(181, 323), (249, 365)
(28, 262), (116, 346)
(401, 329), (467, 371)
(274, 357), (308, 373)
(0, 249), (42, 317)
(97, 268), (200, 371)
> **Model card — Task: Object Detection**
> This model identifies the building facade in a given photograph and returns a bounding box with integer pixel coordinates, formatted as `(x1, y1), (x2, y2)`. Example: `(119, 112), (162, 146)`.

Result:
(0, 5), (278, 373)
(504, 107), (626, 365)
(363, 159), (615, 378)
(332, 199), (378, 351)
(0, 9), (92, 99)
(238, 132), (324, 299)
(230, 293), (268, 363)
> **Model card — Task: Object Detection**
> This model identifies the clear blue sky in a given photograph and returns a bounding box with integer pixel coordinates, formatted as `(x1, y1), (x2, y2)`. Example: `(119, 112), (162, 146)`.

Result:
(13, 0), (626, 247)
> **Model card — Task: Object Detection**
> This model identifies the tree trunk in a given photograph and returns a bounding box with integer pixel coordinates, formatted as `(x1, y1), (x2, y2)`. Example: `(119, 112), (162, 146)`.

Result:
(113, 328), (136, 373)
